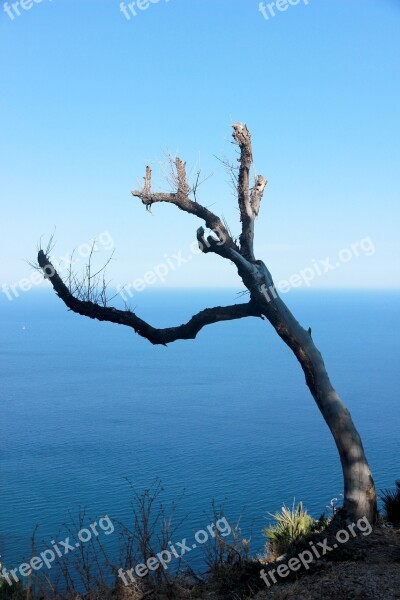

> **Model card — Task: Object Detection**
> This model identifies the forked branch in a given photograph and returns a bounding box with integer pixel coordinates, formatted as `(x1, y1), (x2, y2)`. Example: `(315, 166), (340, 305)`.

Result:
(37, 124), (267, 344)
(232, 123), (267, 261)
(131, 157), (237, 257)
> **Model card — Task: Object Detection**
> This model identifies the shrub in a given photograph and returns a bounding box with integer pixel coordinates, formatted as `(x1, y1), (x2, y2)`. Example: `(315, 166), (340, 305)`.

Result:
(263, 501), (317, 558)
(0, 574), (24, 600)
(380, 480), (400, 526)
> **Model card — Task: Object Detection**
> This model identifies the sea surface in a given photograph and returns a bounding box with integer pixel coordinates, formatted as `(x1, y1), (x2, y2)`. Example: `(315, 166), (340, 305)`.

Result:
(0, 289), (399, 577)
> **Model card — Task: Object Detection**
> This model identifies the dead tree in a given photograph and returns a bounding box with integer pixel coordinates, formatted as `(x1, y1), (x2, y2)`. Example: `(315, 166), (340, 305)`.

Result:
(37, 123), (377, 523)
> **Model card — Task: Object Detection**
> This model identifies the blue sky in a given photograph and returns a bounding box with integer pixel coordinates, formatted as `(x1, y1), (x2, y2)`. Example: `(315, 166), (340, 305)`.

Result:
(1, 0), (399, 294)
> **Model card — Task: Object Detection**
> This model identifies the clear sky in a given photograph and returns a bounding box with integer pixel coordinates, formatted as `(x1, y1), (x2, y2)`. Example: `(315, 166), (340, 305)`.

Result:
(1, 0), (399, 295)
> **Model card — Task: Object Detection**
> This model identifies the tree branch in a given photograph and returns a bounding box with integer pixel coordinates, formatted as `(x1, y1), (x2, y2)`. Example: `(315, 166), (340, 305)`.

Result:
(250, 175), (267, 217)
(37, 251), (262, 346)
(232, 123), (253, 261)
(131, 158), (238, 257)
(232, 123), (267, 261)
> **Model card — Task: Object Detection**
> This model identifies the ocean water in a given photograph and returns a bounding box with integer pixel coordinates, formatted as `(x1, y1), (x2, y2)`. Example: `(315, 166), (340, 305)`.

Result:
(0, 289), (399, 575)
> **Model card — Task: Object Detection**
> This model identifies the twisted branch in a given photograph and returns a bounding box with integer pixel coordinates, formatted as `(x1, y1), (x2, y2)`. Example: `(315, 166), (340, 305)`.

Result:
(131, 157), (238, 258)
(37, 124), (268, 344)
(37, 251), (261, 346)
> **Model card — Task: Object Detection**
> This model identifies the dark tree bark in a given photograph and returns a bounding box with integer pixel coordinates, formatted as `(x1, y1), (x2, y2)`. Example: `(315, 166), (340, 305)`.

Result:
(37, 123), (377, 523)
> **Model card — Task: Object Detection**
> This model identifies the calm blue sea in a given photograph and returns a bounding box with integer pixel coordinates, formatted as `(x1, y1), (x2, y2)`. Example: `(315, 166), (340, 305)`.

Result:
(0, 289), (399, 575)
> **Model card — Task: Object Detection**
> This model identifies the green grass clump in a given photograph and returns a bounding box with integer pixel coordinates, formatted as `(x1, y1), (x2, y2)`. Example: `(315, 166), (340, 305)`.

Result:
(263, 500), (322, 558)
(380, 480), (400, 527)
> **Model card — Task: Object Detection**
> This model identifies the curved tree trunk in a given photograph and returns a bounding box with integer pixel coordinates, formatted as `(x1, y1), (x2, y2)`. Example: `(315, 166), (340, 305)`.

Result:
(38, 122), (377, 524)
(252, 262), (377, 523)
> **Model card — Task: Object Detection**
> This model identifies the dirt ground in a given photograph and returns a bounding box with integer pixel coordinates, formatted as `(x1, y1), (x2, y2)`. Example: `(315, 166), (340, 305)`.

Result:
(250, 527), (400, 600)
(114, 526), (400, 600)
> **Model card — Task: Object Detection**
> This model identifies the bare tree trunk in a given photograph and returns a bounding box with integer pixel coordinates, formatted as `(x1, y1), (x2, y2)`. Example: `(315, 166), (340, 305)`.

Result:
(37, 122), (377, 523)
(252, 262), (377, 523)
